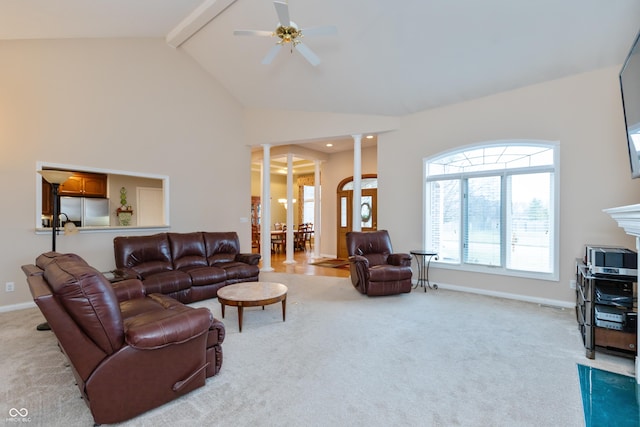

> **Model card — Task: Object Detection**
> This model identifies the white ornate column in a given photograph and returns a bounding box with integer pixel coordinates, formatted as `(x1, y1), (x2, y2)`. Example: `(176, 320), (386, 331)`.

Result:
(604, 203), (640, 383)
(261, 144), (273, 271)
(352, 134), (362, 232)
(284, 152), (295, 264)
(313, 160), (321, 259)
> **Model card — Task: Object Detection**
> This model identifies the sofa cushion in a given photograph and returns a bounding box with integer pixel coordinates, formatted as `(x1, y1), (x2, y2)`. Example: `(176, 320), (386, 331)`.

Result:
(114, 233), (173, 278)
(214, 261), (259, 281)
(141, 270), (192, 295)
(122, 294), (213, 349)
(368, 265), (412, 282)
(346, 230), (393, 267)
(362, 253), (389, 267)
(44, 257), (124, 354)
(181, 266), (227, 287)
(168, 232), (208, 270)
(203, 232), (241, 264)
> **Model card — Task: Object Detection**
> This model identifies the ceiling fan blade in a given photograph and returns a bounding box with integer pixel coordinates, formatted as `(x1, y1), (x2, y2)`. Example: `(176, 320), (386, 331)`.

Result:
(234, 29), (273, 37)
(295, 42), (321, 66)
(262, 44), (282, 65)
(274, 1), (291, 27)
(300, 26), (337, 37)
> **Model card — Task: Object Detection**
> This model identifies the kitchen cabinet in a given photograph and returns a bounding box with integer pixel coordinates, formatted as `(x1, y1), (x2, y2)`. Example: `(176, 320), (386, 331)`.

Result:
(42, 179), (53, 216)
(42, 172), (107, 217)
(59, 172), (107, 197)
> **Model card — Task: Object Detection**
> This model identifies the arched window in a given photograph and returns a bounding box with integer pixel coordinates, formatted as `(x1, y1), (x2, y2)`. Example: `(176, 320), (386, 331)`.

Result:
(424, 141), (558, 280)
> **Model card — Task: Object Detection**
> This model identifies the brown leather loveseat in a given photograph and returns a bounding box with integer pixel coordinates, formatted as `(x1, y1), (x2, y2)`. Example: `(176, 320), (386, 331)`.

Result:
(113, 231), (260, 303)
(22, 251), (225, 425)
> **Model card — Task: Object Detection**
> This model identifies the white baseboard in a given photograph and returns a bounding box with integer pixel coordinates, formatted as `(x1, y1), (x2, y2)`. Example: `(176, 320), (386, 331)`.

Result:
(0, 301), (36, 313)
(428, 281), (575, 309)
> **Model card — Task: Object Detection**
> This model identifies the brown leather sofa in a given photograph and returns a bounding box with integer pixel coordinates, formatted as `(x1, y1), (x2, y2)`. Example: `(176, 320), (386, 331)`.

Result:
(22, 251), (225, 425)
(346, 230), (413, 296)
(113, 231), (260, 303)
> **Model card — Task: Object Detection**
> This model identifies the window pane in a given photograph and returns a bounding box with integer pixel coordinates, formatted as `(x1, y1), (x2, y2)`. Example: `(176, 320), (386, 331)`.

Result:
(303, 185), (314, 224)
(465, 176), (501, 266)
(361, 195), (373, 228)
(507, 173), (552, 273)
(428, 180), (460, 263)
(340, 196), (348, 227)
(342, 178), (377, 190)
(428, 145), (553, 175)
(425, 142), (557, 278)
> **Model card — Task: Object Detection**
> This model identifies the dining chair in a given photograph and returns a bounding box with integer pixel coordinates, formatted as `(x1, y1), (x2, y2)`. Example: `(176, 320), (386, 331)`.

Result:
(295, 224), (307, 251)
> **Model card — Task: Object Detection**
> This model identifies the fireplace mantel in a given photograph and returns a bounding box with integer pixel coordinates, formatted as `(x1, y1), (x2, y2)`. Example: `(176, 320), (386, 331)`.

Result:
(604, 204), (640, 237)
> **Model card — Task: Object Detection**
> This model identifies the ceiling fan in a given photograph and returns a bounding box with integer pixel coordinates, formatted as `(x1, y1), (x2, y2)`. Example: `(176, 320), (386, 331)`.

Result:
(233, 1), (337, 66)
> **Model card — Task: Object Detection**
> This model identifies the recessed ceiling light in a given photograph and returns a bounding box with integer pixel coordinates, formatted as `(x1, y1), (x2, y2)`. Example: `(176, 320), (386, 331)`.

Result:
(326, 143), (333, 147)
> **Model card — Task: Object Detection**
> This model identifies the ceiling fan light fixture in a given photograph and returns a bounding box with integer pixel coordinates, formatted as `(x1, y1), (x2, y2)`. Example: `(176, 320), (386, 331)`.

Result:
(275, 23), (300, 44)
(233, 0), (336, 66)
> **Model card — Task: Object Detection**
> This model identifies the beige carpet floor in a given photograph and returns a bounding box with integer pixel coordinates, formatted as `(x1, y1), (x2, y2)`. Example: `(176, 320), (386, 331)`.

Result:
(0, 272), (634, 426)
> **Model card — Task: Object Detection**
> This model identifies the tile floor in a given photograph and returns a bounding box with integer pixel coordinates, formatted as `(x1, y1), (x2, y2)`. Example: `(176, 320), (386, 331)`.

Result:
(577, 364), (639, 427)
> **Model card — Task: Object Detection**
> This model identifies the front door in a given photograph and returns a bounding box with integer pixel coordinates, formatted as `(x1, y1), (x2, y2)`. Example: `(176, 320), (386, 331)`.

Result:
(337, 176), (377, 259)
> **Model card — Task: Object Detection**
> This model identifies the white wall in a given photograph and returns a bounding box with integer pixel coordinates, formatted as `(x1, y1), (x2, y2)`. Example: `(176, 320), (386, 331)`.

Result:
(0, 38), (248, 310)
(379, 66), (640, 304)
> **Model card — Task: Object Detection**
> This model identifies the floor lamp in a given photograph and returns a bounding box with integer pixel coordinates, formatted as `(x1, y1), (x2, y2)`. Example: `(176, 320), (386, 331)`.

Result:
(37, 170), (74, 331)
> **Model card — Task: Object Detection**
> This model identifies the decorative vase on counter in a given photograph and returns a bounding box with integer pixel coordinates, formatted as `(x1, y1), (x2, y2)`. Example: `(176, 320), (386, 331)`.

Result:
(117, 187), (133, 225)
(117, 207), (133, 226)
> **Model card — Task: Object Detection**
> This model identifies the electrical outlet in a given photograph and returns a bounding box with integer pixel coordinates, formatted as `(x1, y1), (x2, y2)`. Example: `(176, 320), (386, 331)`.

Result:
(569, 279), (576, 290)
(5, 282), (15, 292)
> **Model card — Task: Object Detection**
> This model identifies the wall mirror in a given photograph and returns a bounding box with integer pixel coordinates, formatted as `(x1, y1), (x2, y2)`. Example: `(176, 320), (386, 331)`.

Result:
(36, 161), (170, 231)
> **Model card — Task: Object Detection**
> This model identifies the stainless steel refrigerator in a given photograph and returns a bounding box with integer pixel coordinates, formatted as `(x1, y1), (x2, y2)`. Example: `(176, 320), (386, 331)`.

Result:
(60, 197), (110, 227)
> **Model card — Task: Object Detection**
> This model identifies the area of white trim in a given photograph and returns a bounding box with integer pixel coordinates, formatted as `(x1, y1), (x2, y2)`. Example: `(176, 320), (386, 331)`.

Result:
(166, 0), (238, 48)
(0, 301), (36, 313)
(34, 226), (169, 235)
(433, 281), (574, 309)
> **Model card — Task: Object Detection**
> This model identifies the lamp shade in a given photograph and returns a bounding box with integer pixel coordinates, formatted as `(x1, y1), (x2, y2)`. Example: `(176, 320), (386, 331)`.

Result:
(39, 170), (74, 185)
(63, 222), (79, 235)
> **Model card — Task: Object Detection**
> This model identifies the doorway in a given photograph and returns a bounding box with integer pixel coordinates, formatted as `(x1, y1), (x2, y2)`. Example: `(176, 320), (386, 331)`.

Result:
(336, 175), (377, 259)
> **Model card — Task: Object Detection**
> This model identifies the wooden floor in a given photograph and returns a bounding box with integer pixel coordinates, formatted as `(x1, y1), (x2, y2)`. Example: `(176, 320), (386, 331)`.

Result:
(256, 249), (350, 278)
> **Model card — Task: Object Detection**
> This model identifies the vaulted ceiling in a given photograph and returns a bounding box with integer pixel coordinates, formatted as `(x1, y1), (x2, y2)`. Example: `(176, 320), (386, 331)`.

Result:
(2, 0), (640, 158)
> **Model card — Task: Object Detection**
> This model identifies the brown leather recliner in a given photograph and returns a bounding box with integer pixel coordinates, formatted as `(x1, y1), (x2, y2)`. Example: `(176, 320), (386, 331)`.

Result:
(346, 230), (413, 296)
(22, 252), (225, 425)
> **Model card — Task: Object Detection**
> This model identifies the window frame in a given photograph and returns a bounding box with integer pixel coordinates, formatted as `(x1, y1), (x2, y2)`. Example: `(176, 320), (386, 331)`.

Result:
(423, 140), (559, 281)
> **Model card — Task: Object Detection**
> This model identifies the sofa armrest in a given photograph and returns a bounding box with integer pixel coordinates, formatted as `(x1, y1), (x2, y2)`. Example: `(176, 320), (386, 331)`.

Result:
(125, 306), (213, 350)
(348, 255), (370, 290)
(111, 279), (145, 302)
(236, 253), (261, 265)
(348, 254), (369, 267)
(21, 264), (43, 277)
(388, 253), (412, 267)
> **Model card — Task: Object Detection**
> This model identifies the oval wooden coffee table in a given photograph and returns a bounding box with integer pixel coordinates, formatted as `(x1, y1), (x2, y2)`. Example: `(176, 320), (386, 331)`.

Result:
(217, 282), (288, 332)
